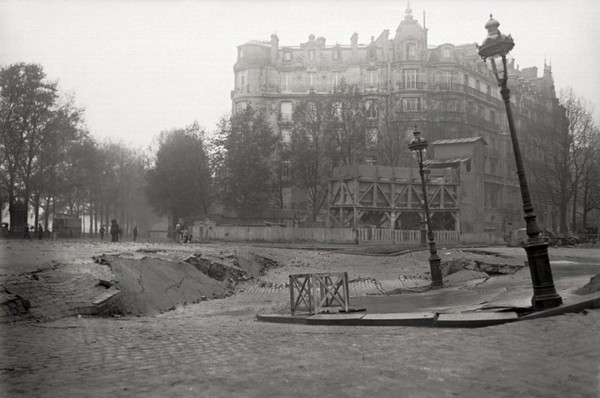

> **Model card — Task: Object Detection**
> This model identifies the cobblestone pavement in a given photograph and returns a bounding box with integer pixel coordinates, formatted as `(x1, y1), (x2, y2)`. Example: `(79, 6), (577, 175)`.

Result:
(1, 241), (599, 397)
(1, 286), (599, 398)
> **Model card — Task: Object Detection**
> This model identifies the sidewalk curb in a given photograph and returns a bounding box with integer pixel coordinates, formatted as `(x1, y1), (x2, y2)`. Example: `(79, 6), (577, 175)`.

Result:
(256, 311), (520, 328)
(517, 293), (600, 321)
(256, 293), (600, 328)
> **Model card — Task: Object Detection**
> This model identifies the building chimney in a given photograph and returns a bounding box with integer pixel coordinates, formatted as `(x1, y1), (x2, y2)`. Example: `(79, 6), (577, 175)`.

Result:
(271, 33), (279, 63)
(351, 32), (358, 58)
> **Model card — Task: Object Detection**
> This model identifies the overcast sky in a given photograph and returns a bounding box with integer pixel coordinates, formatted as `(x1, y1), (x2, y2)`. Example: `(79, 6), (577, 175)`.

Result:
(1, 0), (599, 148)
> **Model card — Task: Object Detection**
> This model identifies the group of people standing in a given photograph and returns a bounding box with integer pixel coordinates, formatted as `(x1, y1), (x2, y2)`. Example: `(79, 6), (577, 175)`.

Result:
(174, 221), (193, 243)
(99, 220), (138, 242)
(20, 223), (44, 240)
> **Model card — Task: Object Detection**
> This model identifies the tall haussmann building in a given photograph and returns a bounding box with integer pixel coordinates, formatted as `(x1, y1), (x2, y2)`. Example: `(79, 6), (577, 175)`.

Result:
(231, 5), (563, 242)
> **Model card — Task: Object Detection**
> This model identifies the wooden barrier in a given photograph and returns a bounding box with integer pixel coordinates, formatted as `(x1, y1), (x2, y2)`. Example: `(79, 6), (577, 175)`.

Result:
(289, 272), (350, 315)
(193, 226), (459, 244)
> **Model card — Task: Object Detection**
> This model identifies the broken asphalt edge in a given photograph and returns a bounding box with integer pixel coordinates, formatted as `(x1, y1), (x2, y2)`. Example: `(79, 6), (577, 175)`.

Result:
(256, 292), (600, 328)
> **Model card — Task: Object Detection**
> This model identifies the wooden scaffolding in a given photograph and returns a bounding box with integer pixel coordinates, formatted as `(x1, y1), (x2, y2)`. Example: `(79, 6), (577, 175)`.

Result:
(327, 164), (460, 230)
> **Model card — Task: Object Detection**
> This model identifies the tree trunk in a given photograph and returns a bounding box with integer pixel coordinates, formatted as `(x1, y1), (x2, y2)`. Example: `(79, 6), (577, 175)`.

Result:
(581, 178), (589, 229)
(94, 202), (98, 234)
(50, 195), (56, 231)
(43, 196), (51, 231)
(559, 201), (568, 234)
(33, 193), (40, 230)
(571, 183), (578, 232)
(89, 199), (93, 234)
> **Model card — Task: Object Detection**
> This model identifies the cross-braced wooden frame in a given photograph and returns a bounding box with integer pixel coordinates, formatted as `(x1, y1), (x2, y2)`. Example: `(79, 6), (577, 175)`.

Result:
(289, 272), (349, 315)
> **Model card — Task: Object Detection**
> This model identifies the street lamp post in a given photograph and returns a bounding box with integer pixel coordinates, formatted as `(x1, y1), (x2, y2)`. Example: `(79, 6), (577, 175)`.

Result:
(477, 15), (562, 310)
(408, 127), (444, 288)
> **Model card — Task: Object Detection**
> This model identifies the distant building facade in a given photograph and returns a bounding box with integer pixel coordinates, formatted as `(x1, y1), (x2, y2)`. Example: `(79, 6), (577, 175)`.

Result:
(232, 5), (563, 240)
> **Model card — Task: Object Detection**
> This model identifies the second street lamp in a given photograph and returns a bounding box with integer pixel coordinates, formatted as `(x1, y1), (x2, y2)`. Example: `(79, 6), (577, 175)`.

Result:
(477, 15), (562, 310)
(408, 126), (444, 288)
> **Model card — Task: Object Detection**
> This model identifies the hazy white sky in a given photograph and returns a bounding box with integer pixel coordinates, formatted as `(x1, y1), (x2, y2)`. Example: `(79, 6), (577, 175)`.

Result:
(1, 0), (599, 147)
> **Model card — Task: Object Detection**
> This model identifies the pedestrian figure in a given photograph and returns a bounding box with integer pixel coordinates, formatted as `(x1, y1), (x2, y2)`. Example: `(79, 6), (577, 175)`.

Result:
(99, 225), (105, 241)
(175, 222), (181, 243)
(110, 219), (120, 242)
(183, 228), (192, 243)
(37, 224), (44, 240)
(133, 226), (138, 242)
(23, 224), (31, 239)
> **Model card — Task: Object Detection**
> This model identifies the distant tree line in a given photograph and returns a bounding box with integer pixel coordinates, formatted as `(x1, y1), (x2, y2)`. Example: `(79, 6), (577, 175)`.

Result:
(0, 63), (149, 235)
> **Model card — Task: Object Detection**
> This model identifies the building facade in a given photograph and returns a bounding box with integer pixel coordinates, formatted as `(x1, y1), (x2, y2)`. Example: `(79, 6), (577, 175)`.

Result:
(232, 5), (563, 239)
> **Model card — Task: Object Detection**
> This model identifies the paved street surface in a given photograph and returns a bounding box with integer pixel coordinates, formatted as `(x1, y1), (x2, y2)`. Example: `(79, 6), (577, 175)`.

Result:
(1, 240), (599, 397)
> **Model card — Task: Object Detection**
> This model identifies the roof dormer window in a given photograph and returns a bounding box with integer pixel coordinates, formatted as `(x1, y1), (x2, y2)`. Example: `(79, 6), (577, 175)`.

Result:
(442, 47), (451, 60)
(406, 43), (417, 60)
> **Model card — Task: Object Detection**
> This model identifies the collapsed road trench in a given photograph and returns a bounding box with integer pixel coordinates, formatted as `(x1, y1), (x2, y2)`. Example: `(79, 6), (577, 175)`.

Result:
(1, 249), (285, 323)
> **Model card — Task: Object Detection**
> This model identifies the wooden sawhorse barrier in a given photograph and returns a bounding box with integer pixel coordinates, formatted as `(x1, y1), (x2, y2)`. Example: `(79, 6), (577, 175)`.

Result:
(289, 272), (350, 315)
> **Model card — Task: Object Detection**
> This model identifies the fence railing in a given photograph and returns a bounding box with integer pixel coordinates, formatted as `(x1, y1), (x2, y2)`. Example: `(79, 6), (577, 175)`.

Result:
(193, 225), (460, 244)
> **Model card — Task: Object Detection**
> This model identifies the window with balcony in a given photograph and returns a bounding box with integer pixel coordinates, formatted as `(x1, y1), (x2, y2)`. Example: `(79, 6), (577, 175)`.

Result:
(367, 69), (378, 90)
(238, 71), (248, 93)
(403, 69), (418, 89)
(282, 160), (291, 179)
(332, 71), (341, 91)
(441, 71), (452, 89)
(367, 128), (378, 145)
(447, 98), (458, 112)
(402, 97), (420, 112)
(365, 100), (378, 119)
(309, 49), (315, 61)
(280, 102), (292, 122)
(281, 129), (291, 145)
(281, 72), (290, 93)
(307, 72), (316, 91)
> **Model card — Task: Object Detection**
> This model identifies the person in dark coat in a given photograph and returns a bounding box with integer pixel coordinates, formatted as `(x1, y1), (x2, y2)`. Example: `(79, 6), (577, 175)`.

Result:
(110, 219), (120, 242)
(37, 224), (44, 240)
(23, 224), (31, 239)
(132, 226), (138, 242)
(99, 225), (105, 241)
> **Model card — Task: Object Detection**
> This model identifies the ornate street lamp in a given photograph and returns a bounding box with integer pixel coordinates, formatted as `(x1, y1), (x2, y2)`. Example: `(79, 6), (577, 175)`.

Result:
(477, 15), (562, 310)
(408, 127), (444, 288)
